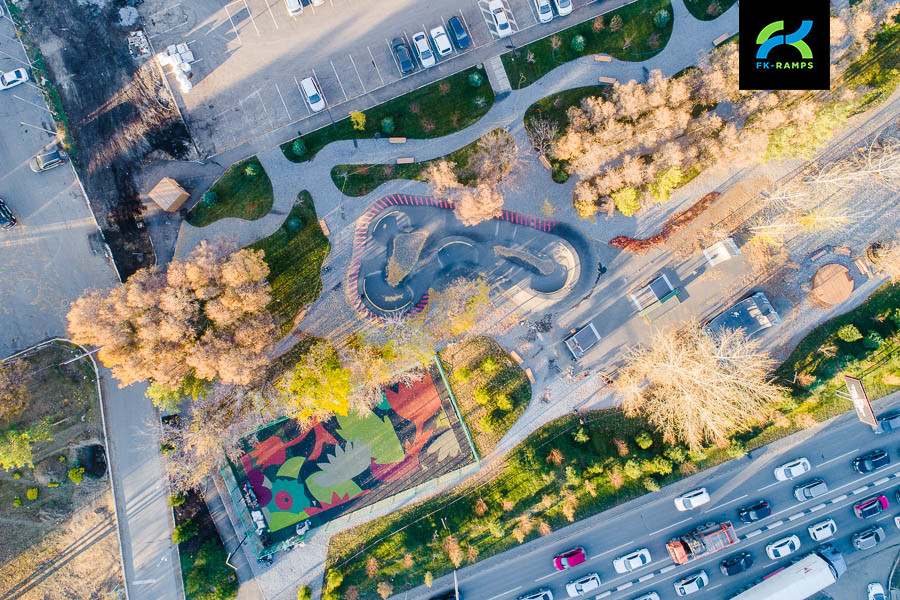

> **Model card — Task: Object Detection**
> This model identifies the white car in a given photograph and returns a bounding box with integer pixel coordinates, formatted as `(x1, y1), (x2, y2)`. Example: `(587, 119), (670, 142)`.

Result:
(565, 573), (600, 598)
(613, 548), (652, 573)
(412, 31), (436, 68)
(534, 0), (553, 23)
(631, 594), (661, 600)
(674, 571), (708, 596)
(766, 534), (801, 559)
(674, 488), (710, 511)
(808, 519), (837, 542)
(487, 0), (512, 38)
(299, 76), (326, 112)
(869, 582), (887, 600)
(0, 68), (28, 91)
(774, 457), (811, 481)
(552, 0), (573, 16)
(430, 26), (453, 57)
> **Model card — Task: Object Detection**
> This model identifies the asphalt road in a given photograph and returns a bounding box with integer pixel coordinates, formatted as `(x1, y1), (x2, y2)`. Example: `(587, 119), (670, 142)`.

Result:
(426, 392), (900, 600)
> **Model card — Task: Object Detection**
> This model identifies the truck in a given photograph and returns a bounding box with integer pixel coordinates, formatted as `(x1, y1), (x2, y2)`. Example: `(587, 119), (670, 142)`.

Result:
(666, 521), (738, 565)
(728, 544), (846, 600)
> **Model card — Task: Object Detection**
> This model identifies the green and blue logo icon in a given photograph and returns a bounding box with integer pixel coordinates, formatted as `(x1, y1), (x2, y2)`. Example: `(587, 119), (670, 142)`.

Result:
(756, 20), (813, 60)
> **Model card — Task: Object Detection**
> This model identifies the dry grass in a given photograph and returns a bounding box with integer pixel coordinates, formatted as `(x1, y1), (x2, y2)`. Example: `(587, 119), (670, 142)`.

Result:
(386, 232), (427, 287)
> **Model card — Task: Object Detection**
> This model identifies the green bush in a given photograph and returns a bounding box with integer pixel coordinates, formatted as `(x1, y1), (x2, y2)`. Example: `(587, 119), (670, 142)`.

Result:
(481, 356), (499, 374)
(173, 519), (200, 544)
(479, 414), (496, 433)
(201, 190), (218, 207)
(642, 477), (660, 492)
(452, 366), (472, 383)
(291, 138), (307, 158)
(13, 496), (21, 507)
(12, 471), (21, 479)
(573, 427), (590, 443)
(68, 467), (84, 484)
(725, 440), (747, 459)
(837, 324), (863, 342)
(473, 388), (490, 405)
(160, 443), (175, 456)
(496, 393), (512, 411)
(325, 569), (344, 594)
(565, 465), (580, 485)
(183, 539), (238, 600)
(381, 116), (395, 134)
(486, 519), (505, 538)
(687, 448), (708, 462)
(245, 162), (261, 177)
(169, 493), (187, 507)
(635, 432), (653, 449)
(663, 446), (685, 463)
(468, 72), (483, 88)
(613, 187), (641, 216)
(297, 586), (312, 600)
(623, 459), (642, 480)
(653, 9), (671, 27)
(864, 331), (884, 349)
(26, 488), (37, 501)
(551, 163), (570, 183)
(642, 456), (673, 476)
(570, 34), (586, 53)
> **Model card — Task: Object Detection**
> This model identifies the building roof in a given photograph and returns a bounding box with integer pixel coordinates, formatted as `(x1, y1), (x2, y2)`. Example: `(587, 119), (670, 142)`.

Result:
(706, 292), (780, 338)
(148, 177), (190, 212)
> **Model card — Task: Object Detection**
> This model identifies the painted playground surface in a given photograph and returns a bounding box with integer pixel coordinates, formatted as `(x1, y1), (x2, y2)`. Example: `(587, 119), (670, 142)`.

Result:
(347, 195), (594, 321)
(229, 366), (475, 548)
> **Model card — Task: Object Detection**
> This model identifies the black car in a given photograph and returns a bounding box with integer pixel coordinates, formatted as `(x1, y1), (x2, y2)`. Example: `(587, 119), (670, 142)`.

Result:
(881, 413), (900, 431)
(0, 198), (16, 229)
(853, 449), (890, 474)
(447, 16), (471, 49)
(738, 500), (771, 523)
(391, 37), (414, 74)
(720, 552), (753, 576)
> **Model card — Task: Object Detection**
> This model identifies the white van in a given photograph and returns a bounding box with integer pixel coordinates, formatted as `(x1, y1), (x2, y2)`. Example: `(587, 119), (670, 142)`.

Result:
(284, 0), (303, 16)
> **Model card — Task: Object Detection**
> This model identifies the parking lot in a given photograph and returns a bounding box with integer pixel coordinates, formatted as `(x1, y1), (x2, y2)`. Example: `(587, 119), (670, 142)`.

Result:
(0, 12), (119, 356)
(141, 0), (600, 156)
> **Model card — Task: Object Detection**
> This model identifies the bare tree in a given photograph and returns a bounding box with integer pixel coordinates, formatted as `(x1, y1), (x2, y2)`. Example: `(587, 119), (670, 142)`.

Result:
(454, 184), (504, 226)
(425, 276), (491, 338)
(526, 117), (559, 156)
(0, 360), (31, 422)
(872, 240), (900, 282)
(614, 322), (784, 450)
(475, 130), (521, 185)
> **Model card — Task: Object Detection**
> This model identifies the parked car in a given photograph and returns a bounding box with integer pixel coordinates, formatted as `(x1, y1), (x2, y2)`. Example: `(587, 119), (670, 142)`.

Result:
(0, 198), (17, 230)
(720, 552), (753, 576)
(553, 547), (586, 571)
(412, 31), (435, 68)
(869, 582), (887, 600)
(793, 478), (828, 502)
(674, 571), (708, 596)
(283, 0), (303, 16)
(519, 590), (553, 600)
(854, 495), (889, 519)
(674, 488), (710, 511)
(534, 0), (554, 22)
(854, 449), (890, 474)
(808, 519), (837, 541)
(738, 500), (771, 523)
(430, 26), (453, 57)
(630, 594), (660, 600)
(299, 76), (325, 112)
(613, 548), (651, 573)
(0, 68), (28, 90)
(880, 412), (900, 431)
(487, 0), (512, 37)
(552, 0), (573, 15)
(391, 37), (414, 74)
(766, 535), (801, 559)
(565, 573), (601, 598)
(447, 16), (471, 49)
(774, 457), (811, 481)
(29, 148), (67, 172)
(853, 525), (886, 550)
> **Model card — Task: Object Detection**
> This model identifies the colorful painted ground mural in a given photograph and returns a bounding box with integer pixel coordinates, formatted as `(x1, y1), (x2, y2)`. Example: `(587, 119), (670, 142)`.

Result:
(230, 367), (475, 546)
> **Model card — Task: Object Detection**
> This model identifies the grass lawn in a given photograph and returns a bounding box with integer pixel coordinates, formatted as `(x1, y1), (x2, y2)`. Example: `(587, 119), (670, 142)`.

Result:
(281, 66), (494, 163)
(439, 337), (531, 457)
(502, 0), (673, 89)
(330, 130), (493, 197)
(682, 0), (737, 21)
(247, 191), (330, 335)
(187, 157), (273, 228)
(175, 489), (237, 600)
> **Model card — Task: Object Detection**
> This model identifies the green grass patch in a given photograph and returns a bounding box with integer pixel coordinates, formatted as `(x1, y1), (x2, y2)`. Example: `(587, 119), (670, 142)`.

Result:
(682, 0), (737, 21)
(281, 66), (494, 163)
(330, 130), (489, 197)
(842, 17), (900, 111)
(247, 191), (330, 334)
(188, 157), (273, 228)
(439, 337), (531, 456)
(502, 0), (673, 89)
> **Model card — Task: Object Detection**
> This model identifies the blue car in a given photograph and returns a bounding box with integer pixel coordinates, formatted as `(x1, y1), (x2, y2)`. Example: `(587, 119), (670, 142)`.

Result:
(0, 199), (16, 229)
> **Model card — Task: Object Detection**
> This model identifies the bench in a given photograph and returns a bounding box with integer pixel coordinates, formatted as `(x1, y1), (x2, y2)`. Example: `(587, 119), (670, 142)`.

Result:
(713, 33), (731, 46)
(539, 155), (552, 170)
(509, 350), (523, 365)
(597, 76), (617, 84)
(834, 246), (852, 256)
(808, 248), (827, 261)
(318, 219), (330, 236)
(855, 258), (871, 278)
(593, 54), (612, 62)
(388, 137), (407, 144)
(396, 157), (415, 164)
(524, 368), (535, 384)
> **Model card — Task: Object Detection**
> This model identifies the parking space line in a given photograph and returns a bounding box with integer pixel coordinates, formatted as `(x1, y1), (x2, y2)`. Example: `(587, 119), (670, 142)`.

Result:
(367, 46), (385, 85)
(0, 47), (31, 68)
(148, 18), (190, 37)
(330, 60), (348, 101)
(149, 1), (181, 17)
(486, 587), (521, 600)
(222, 3), (243, 45)
(275, 83), (291, 119)
(240, 0), (261, 36)
(263, 0), (279, 28)
(386, 38), (403, 75)
(348, 54), (366, 93)
(11, 94), (52, 113)
(295, 76), (312, 114)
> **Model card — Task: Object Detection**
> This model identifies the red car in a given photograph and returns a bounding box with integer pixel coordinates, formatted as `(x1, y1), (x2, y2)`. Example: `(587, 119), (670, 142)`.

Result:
(553, 547), (586, 571)
(854, 495), (889, 519)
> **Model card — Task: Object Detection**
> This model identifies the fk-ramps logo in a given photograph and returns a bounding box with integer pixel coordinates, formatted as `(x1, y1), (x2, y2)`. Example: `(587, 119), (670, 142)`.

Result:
(740, 1), (829, 91)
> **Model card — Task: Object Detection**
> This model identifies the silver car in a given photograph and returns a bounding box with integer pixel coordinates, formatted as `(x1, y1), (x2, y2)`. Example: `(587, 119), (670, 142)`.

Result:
(565, 573), (600, 598)
(774, 457), (811, 481)
(674, 571), (708, 596)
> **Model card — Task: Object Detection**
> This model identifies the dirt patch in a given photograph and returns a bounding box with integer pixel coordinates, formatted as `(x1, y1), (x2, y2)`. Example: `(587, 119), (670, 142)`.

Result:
(608, 192), (721, 252)
(17, 0), (197, 278)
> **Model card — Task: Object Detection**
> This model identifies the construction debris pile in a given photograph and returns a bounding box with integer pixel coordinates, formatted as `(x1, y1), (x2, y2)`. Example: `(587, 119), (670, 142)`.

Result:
(157, 43), (194, 94)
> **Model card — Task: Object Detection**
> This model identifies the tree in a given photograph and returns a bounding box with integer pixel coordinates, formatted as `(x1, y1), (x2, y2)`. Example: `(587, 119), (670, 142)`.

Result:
(146, 375), (210, 413)
(468, 72), (483, 88)
(0, 359), (31, 422)
(653, 8), (671, 27)
(442, 535), (463, 567)
(380, 116), (395, 134)
(614, 322), (784, 450)
(475, 130), (521, 185)
(837, 324), (863, 342)
(454, 184), (504, 226)
(244, 161), (261, 177)
(291, 139), (307, 158)
(349, 111), (366, 131)
(612, 187), (640, 216)
(200, 190), (218, 207)
(526, 117), (559, 156)
(68, 467), (85, 483)
(0, 420), (53, 471)
(425, 277), (491, 338)
(297, 586), (312, 600)
(277, 341), (352, 426)
(570, 34), (586, 52)
(609, 14), (623, 31)
(424, 572), (434, 588)
(173, 519), (200, 543)
(67, 241), (278, 390)
(423, 160), (461, 195)
(376, 582), (393, 599)
(872, 241), (900, 282)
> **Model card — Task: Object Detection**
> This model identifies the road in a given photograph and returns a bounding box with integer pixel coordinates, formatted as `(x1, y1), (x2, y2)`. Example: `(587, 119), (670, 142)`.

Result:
(424, 393), (900, 600)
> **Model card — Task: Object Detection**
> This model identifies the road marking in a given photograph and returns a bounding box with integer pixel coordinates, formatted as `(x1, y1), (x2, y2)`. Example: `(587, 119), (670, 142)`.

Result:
(240, 0), (261, 36)
(349, 54), (366, 93)
(655, 517), (691, 534)
(596, 592), (611, 599)
(11, 94), (52, 113)
(759, 481), (779, 491)
(832, 494), (848, 502)
(788, 512), (804, 521)
(330, 60), (348, 101)
(767, 519), (784, 529)
(294, 76), (311, 115)
(852, 486), (869, 495)
(818, 448), (859, 466)
(876, 513), (893, 521)
(809, 503), (827, 512)
(386, 38), (403, 75)
(659, 565), (676, 574)
(875, 477), (890, 486)
(133, 579), (159, 585)
(704, 584), (722, 593)
(615, 582), (633, 591)
(705, 493), (747, 512)
(222, 3), (243, 45)
(534, 571), (556, 582)
(367, 46), (385, 85)
(638, 573), (655, 582)
(264, 0), (280, 28)
(274, 83), (291, 119)
(485, 586), (521, 600)
(590, 539), (634, 560)
(744, 529), (762, 538)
